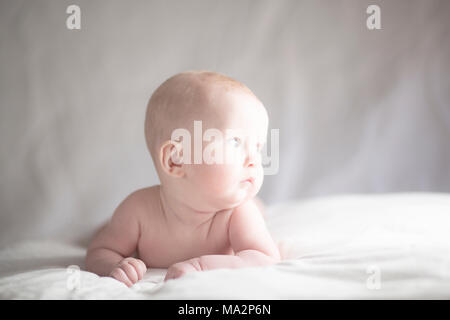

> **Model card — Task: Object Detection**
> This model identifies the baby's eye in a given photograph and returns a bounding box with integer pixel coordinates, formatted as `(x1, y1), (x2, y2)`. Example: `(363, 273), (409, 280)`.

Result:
(228, 137), (242, 148)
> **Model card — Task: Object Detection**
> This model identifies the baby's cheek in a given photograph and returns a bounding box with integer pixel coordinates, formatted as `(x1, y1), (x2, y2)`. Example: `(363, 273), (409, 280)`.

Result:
(196, 164), (236, 193)
(256, 166), (265, 186)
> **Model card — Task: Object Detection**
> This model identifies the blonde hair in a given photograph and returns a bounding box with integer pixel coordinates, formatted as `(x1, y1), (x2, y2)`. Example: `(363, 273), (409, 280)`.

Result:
(144, 71), (256, 164)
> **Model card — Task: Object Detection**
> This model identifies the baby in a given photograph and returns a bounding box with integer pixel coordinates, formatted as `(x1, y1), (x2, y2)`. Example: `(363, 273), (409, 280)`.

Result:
(85, 71), (280, 287)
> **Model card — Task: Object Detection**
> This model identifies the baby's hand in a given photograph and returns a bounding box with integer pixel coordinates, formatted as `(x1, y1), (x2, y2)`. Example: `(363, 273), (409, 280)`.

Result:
(164, 259), (200, 281)
(109, 257), (147, 287)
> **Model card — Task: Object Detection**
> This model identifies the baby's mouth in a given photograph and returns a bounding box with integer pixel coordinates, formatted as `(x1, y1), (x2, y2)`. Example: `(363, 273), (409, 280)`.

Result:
(241, 177), (255, 184)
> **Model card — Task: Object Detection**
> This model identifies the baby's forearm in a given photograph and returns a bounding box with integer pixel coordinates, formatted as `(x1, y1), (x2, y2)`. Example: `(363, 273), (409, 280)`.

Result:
(85, 247), (124, 276)
(195, 249), (279, 271)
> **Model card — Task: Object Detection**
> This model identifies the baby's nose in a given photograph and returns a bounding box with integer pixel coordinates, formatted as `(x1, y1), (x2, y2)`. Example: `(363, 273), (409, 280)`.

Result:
(244, 146), (257, 167)
(245, 157), (255, 168)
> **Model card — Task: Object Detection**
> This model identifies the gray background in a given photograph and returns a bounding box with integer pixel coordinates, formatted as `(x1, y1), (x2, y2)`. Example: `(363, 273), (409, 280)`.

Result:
(1, 0), (449, 246)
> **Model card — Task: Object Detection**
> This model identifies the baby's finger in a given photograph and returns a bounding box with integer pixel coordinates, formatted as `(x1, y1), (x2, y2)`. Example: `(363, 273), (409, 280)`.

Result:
(110, 268), (133, 287)
(121, 262), (139, 283)
(138, 260), (148, 275)
(164, 268), (182, 281)
(164, 271), (173, 281)
(127, 259), (147, 280)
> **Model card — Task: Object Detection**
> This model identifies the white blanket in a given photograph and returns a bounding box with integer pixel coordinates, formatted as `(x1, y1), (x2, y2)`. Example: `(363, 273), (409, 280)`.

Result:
(1, 193), (449, 299)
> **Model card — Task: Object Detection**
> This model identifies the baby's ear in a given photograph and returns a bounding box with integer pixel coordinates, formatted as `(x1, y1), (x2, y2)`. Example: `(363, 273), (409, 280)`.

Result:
(159, 140), (185, 178)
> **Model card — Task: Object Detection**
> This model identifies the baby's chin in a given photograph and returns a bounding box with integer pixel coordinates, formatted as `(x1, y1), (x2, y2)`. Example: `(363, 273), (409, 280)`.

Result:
(218, 185), (259, 209)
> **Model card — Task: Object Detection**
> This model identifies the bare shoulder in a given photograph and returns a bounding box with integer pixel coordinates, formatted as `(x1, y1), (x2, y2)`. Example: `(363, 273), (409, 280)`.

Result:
(98, 186), (159, 231)
(228, 197), (266, 232)
(119, 185), (161, 219)
(212, 198), (263, 232)
(231, 197), (263, 218)
(124, 185), (160, 206)
(87, 186), (161, 253)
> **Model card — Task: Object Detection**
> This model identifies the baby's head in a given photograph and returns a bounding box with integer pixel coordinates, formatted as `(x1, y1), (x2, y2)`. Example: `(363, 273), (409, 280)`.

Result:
(145, 71), (268, 211)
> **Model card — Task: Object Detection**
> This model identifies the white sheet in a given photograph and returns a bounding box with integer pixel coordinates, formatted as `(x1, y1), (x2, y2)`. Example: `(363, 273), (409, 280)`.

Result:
(1, 193), (449, 299)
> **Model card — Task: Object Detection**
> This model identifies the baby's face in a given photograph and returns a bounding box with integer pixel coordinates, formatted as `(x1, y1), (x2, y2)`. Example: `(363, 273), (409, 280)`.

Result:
(174, 88), (268, 210)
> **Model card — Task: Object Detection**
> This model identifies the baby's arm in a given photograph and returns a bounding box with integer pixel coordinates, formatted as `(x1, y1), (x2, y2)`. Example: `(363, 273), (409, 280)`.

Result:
(85, 192), (147, 287)
(164, 199), (280, 280)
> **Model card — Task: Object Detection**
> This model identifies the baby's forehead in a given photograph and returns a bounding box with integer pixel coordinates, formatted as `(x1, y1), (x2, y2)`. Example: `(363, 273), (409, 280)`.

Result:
(205, 101), (268, 143)
(198, 89), (266, 129)
(147, 71), (267, 140)
(168, 76), (263, 116)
